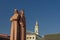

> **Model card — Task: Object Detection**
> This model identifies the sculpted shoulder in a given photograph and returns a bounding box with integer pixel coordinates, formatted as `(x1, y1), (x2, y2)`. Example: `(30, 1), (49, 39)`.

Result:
(10, 9), (19, 21)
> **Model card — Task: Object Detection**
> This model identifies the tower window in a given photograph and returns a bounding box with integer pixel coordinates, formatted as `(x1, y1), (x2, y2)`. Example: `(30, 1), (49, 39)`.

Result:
(33, 37), (34, 39)
(36, 30), (37, 32)
(30, 37), (31, 39)
(27, 37), (28, 39)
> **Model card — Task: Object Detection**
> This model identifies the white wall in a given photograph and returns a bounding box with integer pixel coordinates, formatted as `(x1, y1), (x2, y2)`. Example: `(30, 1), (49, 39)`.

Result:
(26, 34), (36, 40)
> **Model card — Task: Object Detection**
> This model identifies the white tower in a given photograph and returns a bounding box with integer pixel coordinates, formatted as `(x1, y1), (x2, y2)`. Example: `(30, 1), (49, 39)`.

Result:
(35, 20), (39, 35)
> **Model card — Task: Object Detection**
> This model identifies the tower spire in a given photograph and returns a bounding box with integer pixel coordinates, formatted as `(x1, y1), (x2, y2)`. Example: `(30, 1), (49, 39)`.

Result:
(35, 20), (39, 35)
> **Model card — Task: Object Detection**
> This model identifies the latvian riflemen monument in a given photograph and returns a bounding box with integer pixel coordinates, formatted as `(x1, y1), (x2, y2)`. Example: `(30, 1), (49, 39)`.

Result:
(10, 9), (26, 40)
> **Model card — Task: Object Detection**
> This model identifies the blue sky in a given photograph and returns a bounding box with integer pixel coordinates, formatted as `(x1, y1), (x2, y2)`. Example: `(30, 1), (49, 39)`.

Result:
(0, 0), (60, 36)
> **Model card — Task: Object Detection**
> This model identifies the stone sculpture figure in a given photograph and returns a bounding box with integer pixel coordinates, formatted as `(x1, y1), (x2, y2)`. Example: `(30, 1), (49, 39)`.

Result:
(10, 9), (19, 40)
(19, 9), (26, 40)
(10, 9), (26, 40)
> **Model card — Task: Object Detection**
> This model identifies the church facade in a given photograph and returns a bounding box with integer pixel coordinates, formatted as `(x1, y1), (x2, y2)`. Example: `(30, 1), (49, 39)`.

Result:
(26, 21), (41, 40)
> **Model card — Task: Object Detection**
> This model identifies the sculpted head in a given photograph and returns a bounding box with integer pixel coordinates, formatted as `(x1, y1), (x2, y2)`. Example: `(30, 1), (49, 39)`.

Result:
(14, 9), (18, 14)
(20, 9), (24, 17)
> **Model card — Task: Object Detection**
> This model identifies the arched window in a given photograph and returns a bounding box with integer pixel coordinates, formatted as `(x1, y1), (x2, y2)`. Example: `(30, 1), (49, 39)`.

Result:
(33, 37), (34, 39)
(27, 37), (28, 39)
(30, 37), (31, 39)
